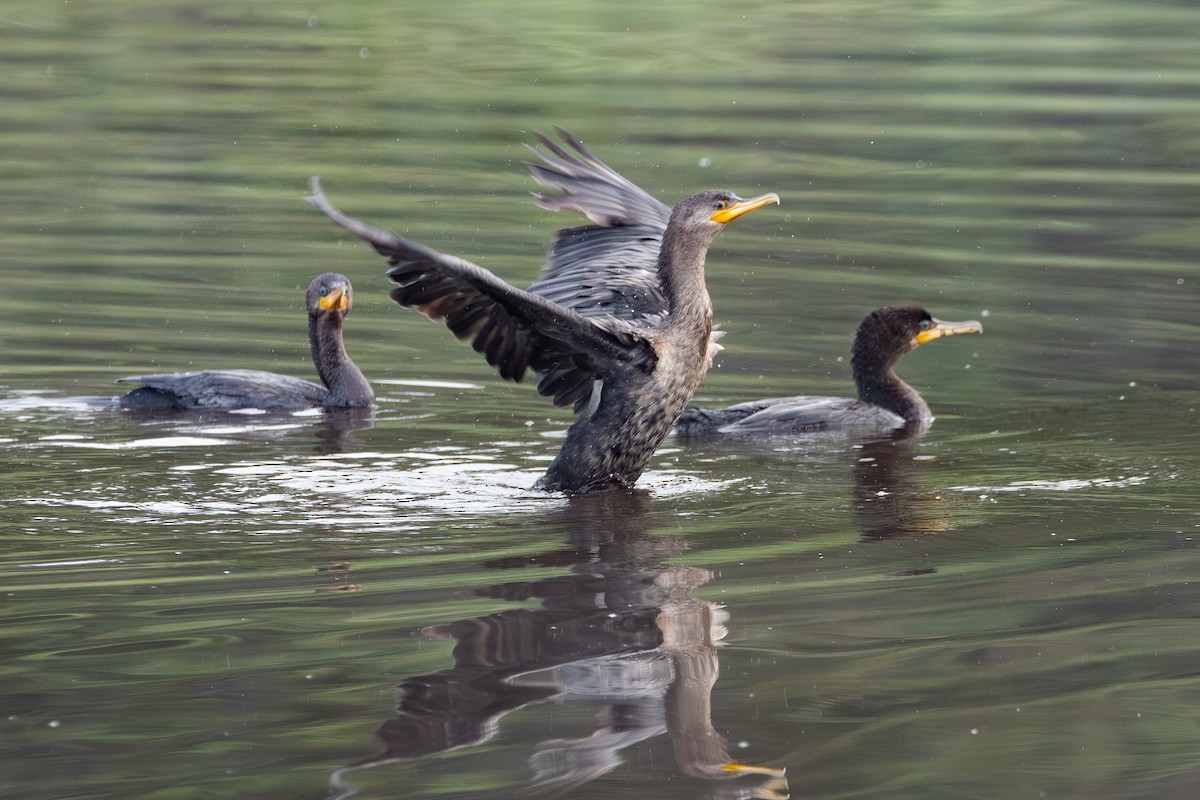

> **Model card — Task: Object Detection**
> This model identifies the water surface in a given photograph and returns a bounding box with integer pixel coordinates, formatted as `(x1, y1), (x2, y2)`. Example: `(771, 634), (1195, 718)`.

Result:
(2, 1), (1198, 798)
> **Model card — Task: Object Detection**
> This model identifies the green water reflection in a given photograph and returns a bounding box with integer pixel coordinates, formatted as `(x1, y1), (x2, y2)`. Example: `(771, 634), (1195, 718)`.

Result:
(2, 0), (1199, 798)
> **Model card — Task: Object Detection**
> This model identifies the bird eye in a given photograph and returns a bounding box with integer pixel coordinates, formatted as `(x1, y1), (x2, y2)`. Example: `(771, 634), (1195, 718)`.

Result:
(918, 320), (931, 331)
(713, 200), (728, 210)
(319, 288), (328, 297)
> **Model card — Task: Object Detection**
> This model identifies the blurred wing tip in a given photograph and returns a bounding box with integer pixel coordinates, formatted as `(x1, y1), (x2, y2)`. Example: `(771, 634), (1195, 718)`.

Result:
(306, 176), (345, 221)
(553, 127), (591, 156)
(532, 130), (558, 150)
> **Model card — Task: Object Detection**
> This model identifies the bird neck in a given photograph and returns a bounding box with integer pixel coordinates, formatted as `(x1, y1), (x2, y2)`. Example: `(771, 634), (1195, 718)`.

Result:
(309, 313), (374, 405)
(657, 223), (714, 329)
(851, 350), (930, 424)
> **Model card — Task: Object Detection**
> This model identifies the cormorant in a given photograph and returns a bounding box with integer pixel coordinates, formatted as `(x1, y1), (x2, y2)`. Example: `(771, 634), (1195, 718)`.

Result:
(118, 273), (373, 411)
(309, 131), (777, 492)
(674, 307), (982, 437)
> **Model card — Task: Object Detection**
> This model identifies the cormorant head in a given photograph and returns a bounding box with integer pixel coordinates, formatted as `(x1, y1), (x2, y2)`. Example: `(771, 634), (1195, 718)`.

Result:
(308, 272), (354, 316)
(854, 307), (983, 367)
(669, 189), (780, 240)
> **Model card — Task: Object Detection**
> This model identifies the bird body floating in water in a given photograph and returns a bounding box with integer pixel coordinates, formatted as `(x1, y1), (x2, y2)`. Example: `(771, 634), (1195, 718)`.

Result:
(674, 307), (982, 437)
(118, 273), (374, 411)
(309, 130), (778, 492)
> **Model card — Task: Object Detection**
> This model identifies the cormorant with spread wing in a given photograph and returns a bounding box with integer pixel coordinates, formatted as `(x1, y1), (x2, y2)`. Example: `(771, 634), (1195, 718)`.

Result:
(309, 131), (777, 492)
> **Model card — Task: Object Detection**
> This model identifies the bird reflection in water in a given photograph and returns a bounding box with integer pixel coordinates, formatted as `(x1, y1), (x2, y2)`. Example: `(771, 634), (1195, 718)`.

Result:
(115, 404), (375, 457)
(332, 493), (787, 799)
(310, 406), (375, 456)
(852, 431), (952, 544)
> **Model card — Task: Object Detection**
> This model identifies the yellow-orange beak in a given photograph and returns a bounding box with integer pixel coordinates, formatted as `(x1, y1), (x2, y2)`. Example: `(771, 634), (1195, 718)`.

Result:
(319, 284), (349, 312)
(914, 317), (983, 346)
(710, 192), (780, 224)
(719, 762), (789, 798)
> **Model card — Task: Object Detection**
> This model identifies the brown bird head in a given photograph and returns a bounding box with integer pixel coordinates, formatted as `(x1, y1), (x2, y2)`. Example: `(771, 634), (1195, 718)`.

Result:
(853, 306), (983, 370)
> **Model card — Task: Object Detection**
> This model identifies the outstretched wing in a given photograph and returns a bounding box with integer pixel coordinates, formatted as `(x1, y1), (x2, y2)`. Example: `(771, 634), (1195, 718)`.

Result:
(309, 178), (656, 413)
(525, 130), (672, 325)
(526, 128), (671, 229)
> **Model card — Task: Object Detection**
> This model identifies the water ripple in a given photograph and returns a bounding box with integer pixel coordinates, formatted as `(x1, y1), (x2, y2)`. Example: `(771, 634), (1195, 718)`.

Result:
(950, 474), (1153, 493)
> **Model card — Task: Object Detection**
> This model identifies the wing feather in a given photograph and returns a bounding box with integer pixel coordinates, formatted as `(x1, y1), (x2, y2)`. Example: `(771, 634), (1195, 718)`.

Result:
(310, 178), (656, 409)
(525, 131), (671, 324)
(526, 128), (671, 228)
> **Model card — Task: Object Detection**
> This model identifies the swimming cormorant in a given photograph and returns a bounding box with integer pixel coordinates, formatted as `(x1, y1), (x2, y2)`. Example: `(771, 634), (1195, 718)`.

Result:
(117, 273), (374, 411)
(674, 307), (982, 437)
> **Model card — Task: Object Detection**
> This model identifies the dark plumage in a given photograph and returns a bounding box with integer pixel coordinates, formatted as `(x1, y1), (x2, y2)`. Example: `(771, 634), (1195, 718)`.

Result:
(117, 273), (374, 411)
(674, 307), (982, 437)
(309, 130), (778, 492)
